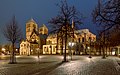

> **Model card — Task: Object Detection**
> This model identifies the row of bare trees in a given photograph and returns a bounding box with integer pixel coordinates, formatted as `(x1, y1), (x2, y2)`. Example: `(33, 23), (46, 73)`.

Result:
(92, 0), (120, 58)
(3, 0), (120, 63)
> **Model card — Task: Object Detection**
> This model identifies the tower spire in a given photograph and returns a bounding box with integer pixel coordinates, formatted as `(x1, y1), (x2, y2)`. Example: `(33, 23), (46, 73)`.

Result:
(72, 19), (75, 28)
(30, 17), (34, 21)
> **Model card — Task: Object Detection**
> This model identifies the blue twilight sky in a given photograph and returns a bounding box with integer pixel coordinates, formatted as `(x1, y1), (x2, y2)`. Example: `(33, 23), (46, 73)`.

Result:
(0, 0), (98, 44)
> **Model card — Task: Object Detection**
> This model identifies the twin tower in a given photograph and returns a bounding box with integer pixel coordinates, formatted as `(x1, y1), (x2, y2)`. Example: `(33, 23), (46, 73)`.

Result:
(26, 18), (48, 41)
(20, 18), (48, 55)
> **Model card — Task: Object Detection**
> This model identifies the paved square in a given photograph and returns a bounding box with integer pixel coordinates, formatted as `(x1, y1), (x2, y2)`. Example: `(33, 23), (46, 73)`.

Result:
(0, 55), (120, 75)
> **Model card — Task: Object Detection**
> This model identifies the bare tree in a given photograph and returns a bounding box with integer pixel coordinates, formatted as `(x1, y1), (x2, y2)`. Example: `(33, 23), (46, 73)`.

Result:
(49, 0), (82, 61)
(92, 0), (120, 58)
(92, 0), (120, 30)
(92, 0), (120, 37)
(3, 16), (22, 64)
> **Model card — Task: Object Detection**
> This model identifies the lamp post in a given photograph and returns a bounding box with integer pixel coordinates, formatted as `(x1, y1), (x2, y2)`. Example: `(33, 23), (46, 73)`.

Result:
(37, 48), (40, 63)
(88, 36), (92, 58)
(88, 46), (92, 58)
(37, 48), (40, 58)
(69, 42), (72, 60)
(68, 42), (74, 60)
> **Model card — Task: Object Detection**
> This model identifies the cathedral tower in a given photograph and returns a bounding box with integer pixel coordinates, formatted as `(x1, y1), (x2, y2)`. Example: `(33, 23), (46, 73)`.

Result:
(26, 18), (38, 41)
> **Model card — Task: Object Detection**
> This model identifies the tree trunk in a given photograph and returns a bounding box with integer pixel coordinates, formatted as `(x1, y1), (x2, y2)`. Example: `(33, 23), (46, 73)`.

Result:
(106, 45), (108, 56)
(102, 46), (106, 58)
(10, 43), (16, 64)
(84, 33), (87, 55)
(64, 25), (67, 62)
(57, 33), (58, 53)
(62, 37), (63, 55)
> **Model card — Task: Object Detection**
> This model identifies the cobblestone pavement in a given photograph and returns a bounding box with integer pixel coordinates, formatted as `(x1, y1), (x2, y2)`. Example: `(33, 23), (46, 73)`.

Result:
(0, 55), (120, 75)
(47, 57), (120, 75)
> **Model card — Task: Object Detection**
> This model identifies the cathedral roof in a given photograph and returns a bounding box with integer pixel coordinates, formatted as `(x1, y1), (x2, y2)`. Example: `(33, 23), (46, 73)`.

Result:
(27, 18), (36, 23)
(40, 24), (48, 29)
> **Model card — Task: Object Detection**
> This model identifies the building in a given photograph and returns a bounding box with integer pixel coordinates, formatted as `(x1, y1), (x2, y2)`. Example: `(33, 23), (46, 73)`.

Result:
(20, 18), (96, 55)
(20, 18), (48, 55)
(43, 34), (57, 54)
(20, 40), (30, 55)
(42, 29), (96, 55)
(74, 29), (96, 55)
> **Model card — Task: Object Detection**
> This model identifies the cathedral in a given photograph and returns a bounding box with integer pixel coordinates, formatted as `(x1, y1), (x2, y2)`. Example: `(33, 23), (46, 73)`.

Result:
(20, 18), (96, 55)
(20, 18), (48, 55)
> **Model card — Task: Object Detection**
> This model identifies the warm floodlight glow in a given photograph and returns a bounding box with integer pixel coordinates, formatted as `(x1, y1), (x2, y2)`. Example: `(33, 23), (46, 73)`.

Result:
(112, 51), (115, 55)
(2, 48), (5, 52)
(87, 47), (90, 49)
(68, 42), (75, 47)
(16, 49), (18, 51)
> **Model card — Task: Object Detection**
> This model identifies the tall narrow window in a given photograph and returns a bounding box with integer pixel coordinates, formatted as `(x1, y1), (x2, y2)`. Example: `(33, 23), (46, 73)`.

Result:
(82, 37), (84, 42)
(78, 38), (80, 43)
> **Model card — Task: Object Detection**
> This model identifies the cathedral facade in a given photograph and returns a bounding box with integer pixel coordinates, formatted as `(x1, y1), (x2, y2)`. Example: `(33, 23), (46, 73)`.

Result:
(20, 18), (96, 55)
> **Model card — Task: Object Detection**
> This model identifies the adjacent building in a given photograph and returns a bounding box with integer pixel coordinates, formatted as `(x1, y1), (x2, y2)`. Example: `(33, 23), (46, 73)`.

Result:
(42, 29), (96, 55)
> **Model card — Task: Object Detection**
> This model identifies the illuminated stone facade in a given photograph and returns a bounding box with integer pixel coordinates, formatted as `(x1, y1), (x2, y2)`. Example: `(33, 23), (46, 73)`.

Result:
(20, 18), (48, 55)
(43, 34), (57, 54)
(39, 24), (48, 35)
(42, 29), (96, 55)
(20, 40), (30, 55)
(20, 18), (96, 55)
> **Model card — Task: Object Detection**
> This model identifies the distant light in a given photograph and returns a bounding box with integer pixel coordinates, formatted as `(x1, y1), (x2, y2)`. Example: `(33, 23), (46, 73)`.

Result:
(68, 42), (75, 47)
(112, 49), (115, 55)
(68, 42), (72, 46)
(2, 48), (5, 51)
(16, 49), (18, 51)
(57, 50), (61, 53)
(87, 47), (90, 49)
(67, 55), (70, 60)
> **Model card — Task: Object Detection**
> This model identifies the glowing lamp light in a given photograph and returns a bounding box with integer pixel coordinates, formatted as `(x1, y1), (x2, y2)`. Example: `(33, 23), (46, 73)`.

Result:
(68, 42), (75, 47)
(16, 49), (18, 51)
(67, 55), (70, 59)
(112, 49), (116, 55)
(2, 48), (5, 51)
(112, 51), (115, 55)
(87, 47), (90, 49)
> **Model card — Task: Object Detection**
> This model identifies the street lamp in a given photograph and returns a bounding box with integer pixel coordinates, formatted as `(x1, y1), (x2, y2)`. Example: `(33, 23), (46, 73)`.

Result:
(68, 42), (75, 60)
(88, 46), (92, 58)
(88, 35), (92, 58)
(37, 48), (40, 63)
(37, 48), (40, 58)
